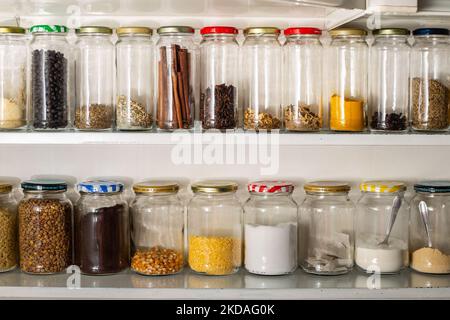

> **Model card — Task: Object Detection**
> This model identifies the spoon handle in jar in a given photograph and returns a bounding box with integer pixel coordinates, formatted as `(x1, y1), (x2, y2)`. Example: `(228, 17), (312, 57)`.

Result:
(418, 200), (433, 248)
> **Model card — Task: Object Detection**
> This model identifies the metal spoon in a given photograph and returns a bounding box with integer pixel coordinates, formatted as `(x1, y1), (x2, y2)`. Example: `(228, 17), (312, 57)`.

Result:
(418, 201), (433, 248)
(378, 196), (402, 246)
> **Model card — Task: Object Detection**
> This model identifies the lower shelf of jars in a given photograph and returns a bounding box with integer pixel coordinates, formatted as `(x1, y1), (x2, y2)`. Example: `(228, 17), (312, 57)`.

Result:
(0, 268), (449, 299)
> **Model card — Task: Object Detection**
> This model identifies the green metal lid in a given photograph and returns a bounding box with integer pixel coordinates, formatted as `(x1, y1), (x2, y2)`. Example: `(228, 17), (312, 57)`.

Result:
(76, 26), (113, 35)
(373, 28), (410, 36)
(30, 25), (68, 33)
(0, 26), (26, 34)
(157, 26), (195, 34)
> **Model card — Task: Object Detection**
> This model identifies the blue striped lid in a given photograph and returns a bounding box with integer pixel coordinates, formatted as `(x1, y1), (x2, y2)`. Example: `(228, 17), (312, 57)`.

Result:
(413, 28), (449, 36)
(22, 179), (67, 191)
(414, 181), (450, 193)
(78, 180), (124, 193)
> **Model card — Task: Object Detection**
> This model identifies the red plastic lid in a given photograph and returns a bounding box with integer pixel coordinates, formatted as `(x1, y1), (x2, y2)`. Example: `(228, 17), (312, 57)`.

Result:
(201, 26), (238, 35)
(284, 27), (322, 36)
(248, 181), (294, 194)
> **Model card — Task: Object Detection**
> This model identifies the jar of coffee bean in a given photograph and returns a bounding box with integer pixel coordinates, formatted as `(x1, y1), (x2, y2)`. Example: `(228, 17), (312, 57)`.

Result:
(18, 179), (73, 274)
(0, 183), (18, 273)
(29, 25), (71, 130)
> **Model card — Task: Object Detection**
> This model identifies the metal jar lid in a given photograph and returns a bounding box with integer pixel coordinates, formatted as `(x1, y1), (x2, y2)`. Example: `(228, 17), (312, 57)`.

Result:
(0, 26), (26, 34)
(78, 180), (124, 194)
(116, 26), (152, 35)
(30, 25), (68, 33)
(360, 181), (407, 193)
(133, 181), (179, 194)
(244, 27), (280, 36)
(191, 180), (238, 194)
(304, 181), (351, 194)
(157, 26), (195, 34)
(329, 28), (367, 37)
(413, 28), (449, 36)
(414, 181), (450, 193)
(22, 179), (67, 192)
(76, 26), (113, 35)
(248, 181), (294, 194)
(0, 183), (12, 193)
(373, 28), (410, 36)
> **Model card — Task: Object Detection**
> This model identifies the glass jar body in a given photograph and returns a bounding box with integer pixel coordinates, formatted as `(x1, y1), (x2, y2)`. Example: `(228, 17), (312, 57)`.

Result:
(243, 193), (298, 275)
(18, 192), (73, 274)
(187, 192), (242, 275)
(130, 193), (184, 275)
(74, 193), (129, 274)
(283, 35), (322, 131)
(0, 191), (18, 272)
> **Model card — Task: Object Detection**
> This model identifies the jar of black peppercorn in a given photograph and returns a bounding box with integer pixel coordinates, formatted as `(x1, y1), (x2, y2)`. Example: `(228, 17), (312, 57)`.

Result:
(30, 25), (71, 131)
(74, 181), (130, 275)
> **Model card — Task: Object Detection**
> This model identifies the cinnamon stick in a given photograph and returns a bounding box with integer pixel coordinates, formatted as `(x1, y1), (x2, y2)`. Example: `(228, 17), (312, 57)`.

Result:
(185, 51), (192, 124)
(179, 49), (190, 126)
(158, 46), (168, 129)
(171, 45), (183, 129)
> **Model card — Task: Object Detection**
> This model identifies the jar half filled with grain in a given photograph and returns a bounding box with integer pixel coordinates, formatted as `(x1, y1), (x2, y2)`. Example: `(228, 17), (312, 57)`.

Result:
(187, 181), (242, 275)
(0, 183), (18, 272)
(130, 181), (184, 276)
(18, 179), (73, 274)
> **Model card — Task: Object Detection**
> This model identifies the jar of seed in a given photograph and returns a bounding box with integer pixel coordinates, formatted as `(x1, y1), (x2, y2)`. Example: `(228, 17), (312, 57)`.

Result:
(0, 183), (18, 273)
(18, 179), (73, 274)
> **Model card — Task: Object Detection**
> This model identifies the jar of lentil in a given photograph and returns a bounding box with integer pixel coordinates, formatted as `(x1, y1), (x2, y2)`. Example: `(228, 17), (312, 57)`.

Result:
(156, 26), (196, 131)
(299, 181), (355, 275)
(328, 28), (368, 132)
(74, 181), (129, 275)
(242, 27), (282, 131)
(243, 181), (298, 275)
(410, 181), (450, 274)
(356, 181), (409, 274)
(130, 181), (184, 276)
(0, 183), (18, 272)
(410, 28), (450, 132)
(283, 27), (323, 132)
(75, 26), (115, 131)
(116, 27), (154, 131)
(0, 26), (27, 131)
(187, 181), (242, 275)
(199, 26), (239, 130)
(30, 25), (71, 130)
(18, 179), (73, 274)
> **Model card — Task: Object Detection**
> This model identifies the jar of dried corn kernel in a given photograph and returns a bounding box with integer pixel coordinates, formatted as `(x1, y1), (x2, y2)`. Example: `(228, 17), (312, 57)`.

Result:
(187, 181), (243, 275)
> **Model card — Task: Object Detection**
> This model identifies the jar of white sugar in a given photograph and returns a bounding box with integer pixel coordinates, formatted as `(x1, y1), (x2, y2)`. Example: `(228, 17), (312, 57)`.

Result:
(244, 181), (298, 275)
(356, 181), (409, 274)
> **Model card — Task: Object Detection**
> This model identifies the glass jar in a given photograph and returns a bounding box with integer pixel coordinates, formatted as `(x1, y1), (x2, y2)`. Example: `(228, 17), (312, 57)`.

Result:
(30, 25), (71, 130)
(0, 27), (27, 131)
(410, 181), (450, 274)
(75, 26), (115, 131)
(299, 181), (355, 275)
(74, 181), (129, 275)
(199, 26), (239, 130)
(0, 183), (18, 272)
(369, 28), (410, 132)
(327, 28), (368, 132)
(130, 181), (184, 276)
(243, 181), (298, 275)
(156, 26), (196, 131)
(356, 181), (409, 274)
(116, 27), (154, 131)
(242, 27), (282, 131)
(283, 27), (322, 132)
(18, 179), (72, 274)
(187, 181), (242, 275)
(410, 28), (450, 131)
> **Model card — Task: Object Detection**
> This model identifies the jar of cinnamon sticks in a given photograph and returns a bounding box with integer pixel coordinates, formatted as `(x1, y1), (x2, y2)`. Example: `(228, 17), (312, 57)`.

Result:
(156, 26), (196, 131)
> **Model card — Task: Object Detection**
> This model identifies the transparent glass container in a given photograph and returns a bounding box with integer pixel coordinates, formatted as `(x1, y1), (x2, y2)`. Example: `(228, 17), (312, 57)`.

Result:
(369, 29), (410, 132)
(75, 26), (115, 131)
(0, 183), (18, 272)
(30, 25), (71, 130)
(410, 182), (450, 274)
(74, 181), (129, 275)
(116, 27), (154, 131)
(242, 27), (282, 131)
(410, 28), (450, 132)
(283, 27), (322, 132)
(199, 26), (239, 130)
(156, 26), (196, 131)
(299, 181), (355, 275)
(243, 181), (298, 275)
(18, 180), (72, 274)
(130, 181), (184, 276)
(327, 28), (368, 132)
(356, 181), (409, 274)
(187, 181), (242, 275)
(0, 27), (27, 131)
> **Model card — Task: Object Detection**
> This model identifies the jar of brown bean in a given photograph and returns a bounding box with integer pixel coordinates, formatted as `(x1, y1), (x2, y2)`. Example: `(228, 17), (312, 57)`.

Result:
(18, 179), (73, 274)
(0, 182), (18, 273)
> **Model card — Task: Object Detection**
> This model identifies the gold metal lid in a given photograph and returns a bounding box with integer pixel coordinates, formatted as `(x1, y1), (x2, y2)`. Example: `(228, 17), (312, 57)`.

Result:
(191, 180), (238, 193)
(0, 26), (26, 34)
(304, 181), (351, 193)
(373, 28), (410, 36)
(329, 28), (367, 37)
(76, 26), (113, 35)
(0, 183), (13, 193)
(244, 27), (280, 36)
(133, 181), (179, 194)
(117, 26), (152, 35)
(157, 26), (195, 34)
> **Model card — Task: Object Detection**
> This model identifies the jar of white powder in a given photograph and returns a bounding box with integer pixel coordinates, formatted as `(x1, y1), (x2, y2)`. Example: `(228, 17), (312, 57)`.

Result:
(244, 181), (298, 275)
(356, 181), (409, 274)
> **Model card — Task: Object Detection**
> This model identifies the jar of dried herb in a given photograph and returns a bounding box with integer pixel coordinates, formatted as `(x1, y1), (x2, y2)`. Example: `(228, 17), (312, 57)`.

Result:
(0, 183), (18, 273)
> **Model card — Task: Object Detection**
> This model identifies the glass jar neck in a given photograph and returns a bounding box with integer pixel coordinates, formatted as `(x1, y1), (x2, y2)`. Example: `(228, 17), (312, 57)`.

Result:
(331, 35), (366, 44)
(80, 192), (122, 198)
(306, 191), (349, 199)
(159, 33), (193, 39)
(416, 191), (450, 197)
(250, 192), (292, 199)
(135, 192), (178, 198)
(202, 33), (236, 40)
(414, 35), (449, 44)
(118, 34), (151, 40)
(33, 33), (67, 39)
(24, 190), (67, 200)
(194, 191), (237, 199)
(374, 35), (409, 44)
(285, 34), (320, 43)
(362, 191), (405, 197)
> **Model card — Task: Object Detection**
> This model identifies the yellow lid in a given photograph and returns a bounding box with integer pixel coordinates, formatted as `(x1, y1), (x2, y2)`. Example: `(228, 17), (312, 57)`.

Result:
(304, 181), (351, 193)
(0, 26), (26, 34)
(191, 180), (238, 193)
(0, 183), (13, 193)
(360, 181), (406, 193)
(117, 27), (152, 35)
(133, 181), (179, 194)
(329, 28), (367, 37)
(244, 27), (280, 36)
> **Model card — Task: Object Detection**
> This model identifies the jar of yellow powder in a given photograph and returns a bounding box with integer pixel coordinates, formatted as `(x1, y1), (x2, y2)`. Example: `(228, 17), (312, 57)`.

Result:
(187, 180), (242, 275)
